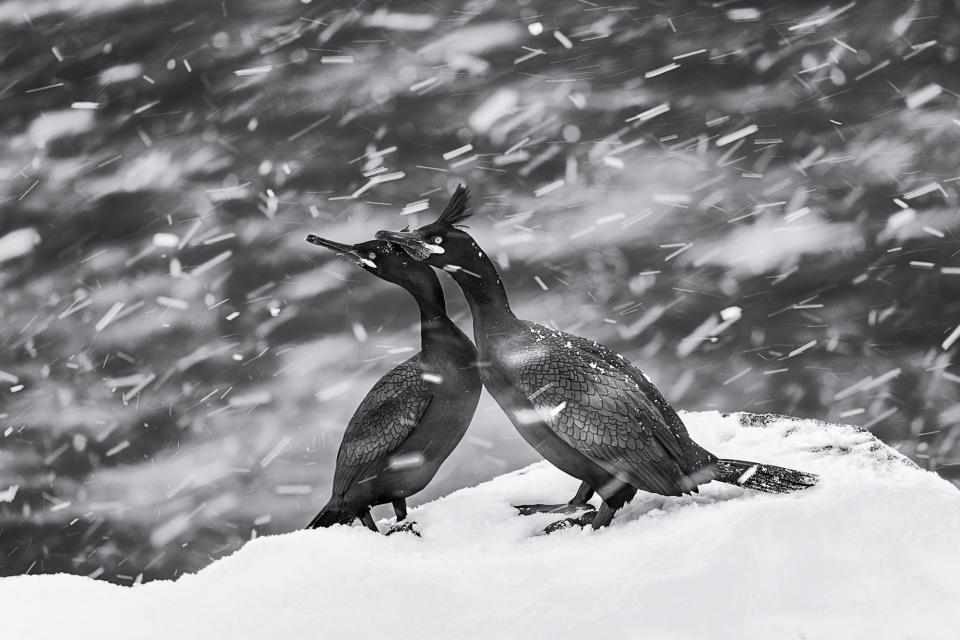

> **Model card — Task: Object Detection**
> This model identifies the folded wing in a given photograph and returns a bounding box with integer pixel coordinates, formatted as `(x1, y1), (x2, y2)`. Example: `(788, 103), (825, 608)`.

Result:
(332, 356), (433, 496)
(506, 332), (699, 496)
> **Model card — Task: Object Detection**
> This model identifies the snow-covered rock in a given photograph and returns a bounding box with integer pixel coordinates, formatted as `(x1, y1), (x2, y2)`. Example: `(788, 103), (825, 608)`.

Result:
(2, 412), (957, 639)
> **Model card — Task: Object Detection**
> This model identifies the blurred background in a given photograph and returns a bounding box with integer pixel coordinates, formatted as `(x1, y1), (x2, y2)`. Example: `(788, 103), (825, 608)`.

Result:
(1, 0), (959, 584)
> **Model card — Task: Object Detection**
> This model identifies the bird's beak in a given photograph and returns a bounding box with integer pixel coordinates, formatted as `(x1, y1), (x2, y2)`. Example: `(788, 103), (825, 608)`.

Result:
(375, 230), (444, 261)
(305, 234), (376, 268)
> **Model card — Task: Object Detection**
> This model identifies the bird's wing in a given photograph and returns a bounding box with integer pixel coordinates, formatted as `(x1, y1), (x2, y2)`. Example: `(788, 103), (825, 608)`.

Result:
(331, 355), (432, 496)
(505, 329), (693, 495)
(519, 321), (700, 462)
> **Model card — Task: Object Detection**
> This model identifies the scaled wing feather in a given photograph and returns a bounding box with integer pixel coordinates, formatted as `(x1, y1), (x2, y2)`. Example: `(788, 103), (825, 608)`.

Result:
(506, 325), (696, 496)
(331, 356), (432, 496)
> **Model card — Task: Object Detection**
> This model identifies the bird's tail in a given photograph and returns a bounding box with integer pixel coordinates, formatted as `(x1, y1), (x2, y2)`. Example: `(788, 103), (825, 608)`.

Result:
(714, 459), (819, 493)
(306, 498), (355, 529)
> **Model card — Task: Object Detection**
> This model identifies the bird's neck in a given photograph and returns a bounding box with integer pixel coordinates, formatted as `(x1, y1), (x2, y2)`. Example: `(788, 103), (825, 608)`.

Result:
(408, 280), (460, 361)
(448, 246), (519, 341)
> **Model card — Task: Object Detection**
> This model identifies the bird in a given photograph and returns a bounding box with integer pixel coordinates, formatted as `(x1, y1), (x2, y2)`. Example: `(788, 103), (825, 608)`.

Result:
(377, 185), (818, 531)
(303, 234), (482, 534)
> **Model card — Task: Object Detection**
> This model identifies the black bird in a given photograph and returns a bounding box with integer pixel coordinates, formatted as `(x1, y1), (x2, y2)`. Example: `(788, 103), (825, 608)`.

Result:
(304, 234), (482, 533)
(377, 185), (818, 531)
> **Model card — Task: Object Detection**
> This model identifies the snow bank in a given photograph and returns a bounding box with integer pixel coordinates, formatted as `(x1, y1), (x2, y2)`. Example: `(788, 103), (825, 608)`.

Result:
(2, 412), (958, 639)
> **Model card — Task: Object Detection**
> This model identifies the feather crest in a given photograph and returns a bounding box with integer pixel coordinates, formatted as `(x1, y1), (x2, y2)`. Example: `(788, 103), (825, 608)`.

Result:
(435, 184), (473, 227)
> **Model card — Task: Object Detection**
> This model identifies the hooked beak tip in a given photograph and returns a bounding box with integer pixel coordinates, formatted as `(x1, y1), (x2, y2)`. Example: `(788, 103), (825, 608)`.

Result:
(305, 234), (356, 255)
(305, 234), (375, 269)
(375, 229), (436, 261)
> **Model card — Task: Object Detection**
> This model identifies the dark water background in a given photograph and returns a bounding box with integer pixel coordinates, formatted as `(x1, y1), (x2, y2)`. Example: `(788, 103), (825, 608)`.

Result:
(1, 0), (959, 583)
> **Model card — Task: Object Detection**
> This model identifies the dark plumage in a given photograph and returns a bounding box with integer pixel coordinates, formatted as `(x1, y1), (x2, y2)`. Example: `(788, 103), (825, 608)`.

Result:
(377, 185), (818, 530)
(435, 184), (473, 226)
(304, 235), (482, 533)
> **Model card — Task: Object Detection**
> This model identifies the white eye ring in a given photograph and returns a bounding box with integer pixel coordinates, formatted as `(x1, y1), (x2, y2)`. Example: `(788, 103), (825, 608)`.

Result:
(367, 252), (377, 260)
(433, 236), (443, 244)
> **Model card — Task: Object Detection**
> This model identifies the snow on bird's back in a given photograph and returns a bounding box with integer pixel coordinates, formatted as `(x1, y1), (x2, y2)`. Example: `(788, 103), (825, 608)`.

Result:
(0, 412), (957, 640)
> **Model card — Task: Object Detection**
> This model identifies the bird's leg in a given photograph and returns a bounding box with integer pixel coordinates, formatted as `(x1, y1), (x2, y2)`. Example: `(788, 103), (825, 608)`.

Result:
(590, 501), (616, 530)
(392, 499), (408, 522)
(386, 499), (422, 536)
(569, 482), (594, 507)
(514, 481), (596, 515)
(359, 509), (380, 533)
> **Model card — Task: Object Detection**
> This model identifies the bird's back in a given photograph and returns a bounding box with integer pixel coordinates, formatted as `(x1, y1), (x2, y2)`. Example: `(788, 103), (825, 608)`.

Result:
(483, 321), (714, 495)
(520, 321), (715, 469)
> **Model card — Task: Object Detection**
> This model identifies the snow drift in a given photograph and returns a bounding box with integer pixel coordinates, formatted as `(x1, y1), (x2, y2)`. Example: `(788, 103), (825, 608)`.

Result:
(2, 411), (958, 639)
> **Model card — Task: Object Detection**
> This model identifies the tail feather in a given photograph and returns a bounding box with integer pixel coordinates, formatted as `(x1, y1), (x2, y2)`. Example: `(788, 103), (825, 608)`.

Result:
(306, 499), (356, 529)
(714, 459), (818, 493)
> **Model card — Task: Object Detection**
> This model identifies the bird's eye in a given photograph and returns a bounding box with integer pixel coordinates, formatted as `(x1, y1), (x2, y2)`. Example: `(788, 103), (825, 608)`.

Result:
(367, 252), (377, 260)
(433, 236), (443, 245)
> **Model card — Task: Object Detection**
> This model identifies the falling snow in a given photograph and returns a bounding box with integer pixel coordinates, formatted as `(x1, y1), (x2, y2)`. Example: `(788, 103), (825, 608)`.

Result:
(0, 0), (958, 602)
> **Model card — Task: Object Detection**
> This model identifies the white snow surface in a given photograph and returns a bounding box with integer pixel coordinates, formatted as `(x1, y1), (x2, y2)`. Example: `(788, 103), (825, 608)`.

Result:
(2, 411), (958, 639)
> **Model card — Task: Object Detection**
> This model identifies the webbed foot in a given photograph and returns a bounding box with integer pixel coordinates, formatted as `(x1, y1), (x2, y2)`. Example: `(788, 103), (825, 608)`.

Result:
(514, 501), (593, 515)
(385, 521), (421, 537)
(539, 509), (598, 535)
(515, 482), (595, 515)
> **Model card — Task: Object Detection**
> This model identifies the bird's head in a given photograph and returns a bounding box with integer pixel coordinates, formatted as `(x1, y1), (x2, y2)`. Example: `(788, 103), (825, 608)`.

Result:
(375, 184), (477, 270)
(304, 235), (438, 293)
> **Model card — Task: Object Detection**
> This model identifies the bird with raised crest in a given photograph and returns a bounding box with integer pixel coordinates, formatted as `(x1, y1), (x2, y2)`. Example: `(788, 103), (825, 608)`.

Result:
(303, 234), (482, 534)
(377, 185), (818, 532)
